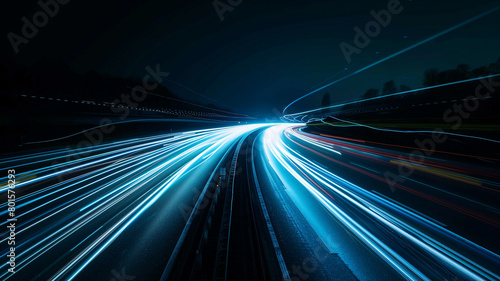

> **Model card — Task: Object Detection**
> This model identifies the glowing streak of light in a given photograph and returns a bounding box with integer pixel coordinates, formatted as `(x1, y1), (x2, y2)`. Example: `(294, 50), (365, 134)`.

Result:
(283, 5), (500, 115)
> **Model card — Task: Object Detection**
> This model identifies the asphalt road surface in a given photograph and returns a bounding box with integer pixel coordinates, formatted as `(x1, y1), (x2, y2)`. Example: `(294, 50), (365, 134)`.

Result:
(0, 124), (499, 280)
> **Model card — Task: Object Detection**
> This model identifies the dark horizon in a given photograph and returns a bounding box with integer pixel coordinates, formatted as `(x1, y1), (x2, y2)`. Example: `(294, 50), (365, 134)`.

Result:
(2, 0), (500, 117)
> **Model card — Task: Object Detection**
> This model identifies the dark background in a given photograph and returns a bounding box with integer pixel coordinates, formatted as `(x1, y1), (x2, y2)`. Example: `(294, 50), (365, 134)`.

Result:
(1, 0), (499, 118)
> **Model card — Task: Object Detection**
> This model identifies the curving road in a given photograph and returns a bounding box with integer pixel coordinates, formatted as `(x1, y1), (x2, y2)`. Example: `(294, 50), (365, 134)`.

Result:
(0, 124), (499, 280)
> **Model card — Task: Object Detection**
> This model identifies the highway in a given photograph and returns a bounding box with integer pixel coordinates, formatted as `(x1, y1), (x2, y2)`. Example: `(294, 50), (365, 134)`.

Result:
(0, 124), (499, 281)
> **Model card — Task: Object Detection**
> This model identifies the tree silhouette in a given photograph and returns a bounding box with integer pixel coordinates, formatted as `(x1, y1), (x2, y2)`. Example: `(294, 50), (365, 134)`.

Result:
(321, 92), (331, 107)
(456, 64), (470, 77)
(488, 59), (500, 75)
(362, 88), (379, 99)
(349, 57), (499, 110)
(399, 85), (411, 92)
(382, 80), (397, 96)
(423, 68), (439, 86)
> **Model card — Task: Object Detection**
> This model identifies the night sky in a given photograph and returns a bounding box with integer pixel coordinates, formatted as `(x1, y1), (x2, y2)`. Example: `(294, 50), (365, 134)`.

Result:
(2, 0), (499, 118)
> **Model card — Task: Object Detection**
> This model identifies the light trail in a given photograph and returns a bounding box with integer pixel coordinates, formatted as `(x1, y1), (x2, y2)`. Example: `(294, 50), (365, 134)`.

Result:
(260, 124), (500, 280)
(323, 115), (500, 144)
(284, 73), (500, 120)
(282, 5), (500, 116)
(1, 123), (498, 280)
